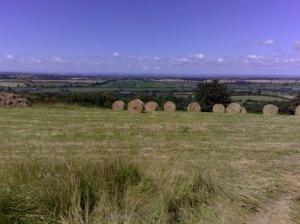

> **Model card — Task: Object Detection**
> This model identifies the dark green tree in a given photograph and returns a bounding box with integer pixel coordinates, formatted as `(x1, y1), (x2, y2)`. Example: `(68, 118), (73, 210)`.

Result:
(293, 93), (300, 106)
(194, 80), (232, 111)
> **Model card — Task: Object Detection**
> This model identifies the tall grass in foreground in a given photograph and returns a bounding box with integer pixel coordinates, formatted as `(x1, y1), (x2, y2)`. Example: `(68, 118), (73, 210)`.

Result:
(0, 157), (245, 224)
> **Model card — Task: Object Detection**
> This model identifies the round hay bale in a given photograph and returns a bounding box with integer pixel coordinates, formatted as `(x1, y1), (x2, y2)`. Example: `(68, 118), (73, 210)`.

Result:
(295, 105), (300, 116)
(187, 102), (201, 112)
(127, 99), (144, 113)
(240, 107), (247, 114)
(163, 101), (176, 112)
(226, 103), (241, 114)
(144, 101), (159, 112)
(112, 100), (125, 111)
(263, 104), (279, 116)
(212, 104), (225, 113)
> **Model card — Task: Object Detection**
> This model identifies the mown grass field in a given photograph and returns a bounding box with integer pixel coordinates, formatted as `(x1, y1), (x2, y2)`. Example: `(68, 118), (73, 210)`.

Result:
(0, 105), (299, 223)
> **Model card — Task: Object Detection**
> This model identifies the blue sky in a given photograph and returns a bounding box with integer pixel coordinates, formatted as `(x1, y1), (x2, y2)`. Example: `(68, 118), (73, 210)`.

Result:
(0, 0), (300, 75)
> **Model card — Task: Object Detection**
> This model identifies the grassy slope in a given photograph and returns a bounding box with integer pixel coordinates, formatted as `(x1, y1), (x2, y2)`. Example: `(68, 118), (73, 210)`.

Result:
(0, 105), (299, 223)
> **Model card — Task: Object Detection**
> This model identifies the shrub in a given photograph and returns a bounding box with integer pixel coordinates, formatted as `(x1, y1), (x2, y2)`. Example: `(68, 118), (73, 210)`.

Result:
(242, 100), (295, 114)
(195, 80), (232, 112)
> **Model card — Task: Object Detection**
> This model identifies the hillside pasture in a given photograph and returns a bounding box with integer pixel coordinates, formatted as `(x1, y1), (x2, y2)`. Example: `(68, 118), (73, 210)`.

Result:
(0, 106), (299, 223)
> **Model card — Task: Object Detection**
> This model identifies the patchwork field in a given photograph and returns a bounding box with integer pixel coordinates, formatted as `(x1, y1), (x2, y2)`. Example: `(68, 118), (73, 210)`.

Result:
(0, 106), (299, 223)
(232, 95), (290, 102)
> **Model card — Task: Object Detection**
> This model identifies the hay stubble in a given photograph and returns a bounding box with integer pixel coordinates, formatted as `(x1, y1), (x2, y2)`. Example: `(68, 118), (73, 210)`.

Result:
(1, 106), (300, 223)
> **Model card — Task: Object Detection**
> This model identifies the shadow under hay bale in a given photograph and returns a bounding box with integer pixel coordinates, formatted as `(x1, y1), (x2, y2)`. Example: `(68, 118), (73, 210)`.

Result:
(226, 103), (241, 114)
(163, 101), (176, 112)
(263, 104), (279, 116)
(128, 99), (144, 113)
(144, 101), (159, 112)
(112, 100), (125, 111)
(295, 105), (300, 116)
(241, 107), (247, 114)
(0, 93), (31, 107)
(212, 104), (225, 113)
(187, 102), (201, 112)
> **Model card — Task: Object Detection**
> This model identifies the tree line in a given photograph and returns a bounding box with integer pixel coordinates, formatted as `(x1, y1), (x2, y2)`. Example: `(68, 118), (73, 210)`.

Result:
(26, 80), (300, 114)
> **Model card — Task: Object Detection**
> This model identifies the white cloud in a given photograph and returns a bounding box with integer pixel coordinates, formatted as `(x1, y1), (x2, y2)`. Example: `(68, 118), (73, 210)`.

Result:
(217, 58), (224, 63)
(263, 39), (274, 45)
(247, 54), (257, 59)
(178, 57), (189, 62)
(294, 41), (300, 51)
(5, 54), (14, 59)
(51, 55), (63, 63)
(2, 52), (299, 74)
(113, 52), (120, 57)
(190, 53), (204, 59)
(284, 58), (296, 63)
(284, 58), (299, 64)
(32, 58), (41, 64)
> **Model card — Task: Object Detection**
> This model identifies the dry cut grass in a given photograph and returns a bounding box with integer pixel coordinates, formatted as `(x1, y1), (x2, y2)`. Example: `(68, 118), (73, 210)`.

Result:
(0, 105), (299, 223)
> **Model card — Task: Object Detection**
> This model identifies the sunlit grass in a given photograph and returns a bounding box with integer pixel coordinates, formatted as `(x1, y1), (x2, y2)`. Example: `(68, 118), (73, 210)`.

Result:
(0, 105), (299, 223)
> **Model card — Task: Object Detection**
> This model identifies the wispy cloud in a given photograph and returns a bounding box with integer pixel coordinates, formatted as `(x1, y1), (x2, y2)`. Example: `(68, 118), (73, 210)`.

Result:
(1, 52), (299, 74)
(176, 57), (189, 63)
(284, 58), (300, 64)
(30, 58), (42, 64)
(112, 52), (120, 57)
(190, 53), (204, 59)
(247, 54), (258, 59)
(217, 58), (224, 63)
(51, 55), (63, 63)
(294, 41), (300, 51)
(5, 54), (14, 59)
(262, 39), (274, 45)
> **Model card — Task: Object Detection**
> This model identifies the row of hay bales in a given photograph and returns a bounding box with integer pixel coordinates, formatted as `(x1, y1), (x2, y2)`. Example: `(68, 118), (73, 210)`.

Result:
(112, 99), (300, 116)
